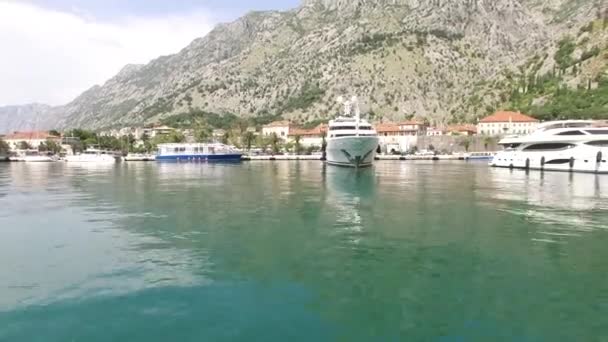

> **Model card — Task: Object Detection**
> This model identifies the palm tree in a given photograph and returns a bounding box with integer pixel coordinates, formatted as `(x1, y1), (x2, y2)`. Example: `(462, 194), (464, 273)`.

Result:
(270, 133), (280, 154)
(294, 135), (302, 155)
(244, 132), (255, 151)
(321, 133), (327, 160)
(459, 136), (472, 152)
(483, 136), (495, 151)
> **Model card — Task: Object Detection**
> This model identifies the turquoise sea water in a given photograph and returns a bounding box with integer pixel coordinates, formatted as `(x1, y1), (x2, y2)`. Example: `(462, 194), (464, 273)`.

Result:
(1, 161), (608, 341)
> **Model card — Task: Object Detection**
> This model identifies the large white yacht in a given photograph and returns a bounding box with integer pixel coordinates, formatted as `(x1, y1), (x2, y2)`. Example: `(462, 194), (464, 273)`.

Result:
(490, 120), (608, 173)
(326, 97), (379, 168)
(64, 148), (118, 163)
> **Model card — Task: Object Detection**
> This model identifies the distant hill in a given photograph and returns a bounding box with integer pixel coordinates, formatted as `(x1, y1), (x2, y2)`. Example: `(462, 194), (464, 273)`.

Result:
(0, 104), (55, 134)
(0, 0), (605, 133)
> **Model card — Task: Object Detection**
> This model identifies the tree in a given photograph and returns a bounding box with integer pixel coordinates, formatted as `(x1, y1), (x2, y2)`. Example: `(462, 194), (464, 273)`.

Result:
(459, 137), (472, 152)
(221, 132), (230, 145)
(243, 132), (255, 151)
(151, 131), (185, 149)
(294, 135), (302, 155)
(39, 140), (62, 154)
(48, 130), (61, 137)
(270, 133), (280, 154)
(256, 134), (269, 153)
(483, 136), (495, 151)
(194, 127), (212, 143)
(0, 138), (10, 155)
(554, 36), (575, 70)
(18, 141), (32, 150)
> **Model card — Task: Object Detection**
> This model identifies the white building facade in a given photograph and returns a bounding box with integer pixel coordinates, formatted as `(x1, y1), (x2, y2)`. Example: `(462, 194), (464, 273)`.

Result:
(262, 121), (292, 140)
(477, 111), (539, 136)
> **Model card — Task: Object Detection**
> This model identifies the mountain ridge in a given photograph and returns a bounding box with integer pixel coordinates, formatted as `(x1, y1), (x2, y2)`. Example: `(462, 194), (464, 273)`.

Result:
(1, 0), (605, 133)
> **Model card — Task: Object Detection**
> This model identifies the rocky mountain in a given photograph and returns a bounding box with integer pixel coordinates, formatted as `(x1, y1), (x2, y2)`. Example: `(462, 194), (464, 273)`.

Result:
(0, 104), (54, 134)
(2, 0), (605, 132)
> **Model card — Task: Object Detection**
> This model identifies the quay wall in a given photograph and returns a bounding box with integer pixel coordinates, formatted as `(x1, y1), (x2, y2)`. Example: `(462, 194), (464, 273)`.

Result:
(415, 136), (500, 153)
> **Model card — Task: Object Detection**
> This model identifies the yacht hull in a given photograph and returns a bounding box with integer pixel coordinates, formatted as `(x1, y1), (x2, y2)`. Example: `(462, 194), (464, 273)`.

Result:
(64, 155), (117, 163)
(490, 147), (608, 174)
(326, 136), (379, 168)
(10, 156), (56, 162)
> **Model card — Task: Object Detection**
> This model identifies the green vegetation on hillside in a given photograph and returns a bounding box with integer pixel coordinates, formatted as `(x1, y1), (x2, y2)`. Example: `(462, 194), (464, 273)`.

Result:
(281, 82), (325, 113)
(505, 21), (607, 121)
(508, 74), (607, 121)
(160, 109), (281, 130)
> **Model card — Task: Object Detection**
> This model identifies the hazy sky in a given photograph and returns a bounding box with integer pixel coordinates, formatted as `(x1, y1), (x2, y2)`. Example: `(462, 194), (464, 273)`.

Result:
(0, 0), (300, 106)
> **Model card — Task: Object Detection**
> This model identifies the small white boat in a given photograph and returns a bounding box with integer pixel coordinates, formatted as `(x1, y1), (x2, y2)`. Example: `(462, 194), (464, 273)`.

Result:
(64, 148), (118, 163)
(123, 153), (156, 162)
(326, 96), (379, 168)
(10, 150), (57, 162)
(490, 120), (608, 173)
(466, 152), (496, 161)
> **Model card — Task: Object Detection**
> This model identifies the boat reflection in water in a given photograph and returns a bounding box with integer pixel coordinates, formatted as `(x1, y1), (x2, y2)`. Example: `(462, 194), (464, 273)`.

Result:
(485, 167), (608, 242)
(323, 165), (376, 243)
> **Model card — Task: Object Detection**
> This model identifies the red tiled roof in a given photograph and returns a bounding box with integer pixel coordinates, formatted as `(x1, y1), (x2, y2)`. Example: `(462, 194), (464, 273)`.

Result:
(376, 123), (401, 133)
(3, 131), (60, 140)
(289, 124), (328, 137)
(448, 124), (477, 133)
(480, 111), (539, 123)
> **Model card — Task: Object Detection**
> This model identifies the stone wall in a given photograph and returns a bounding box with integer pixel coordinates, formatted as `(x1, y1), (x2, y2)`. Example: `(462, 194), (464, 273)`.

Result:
(416, 135), (500, 153)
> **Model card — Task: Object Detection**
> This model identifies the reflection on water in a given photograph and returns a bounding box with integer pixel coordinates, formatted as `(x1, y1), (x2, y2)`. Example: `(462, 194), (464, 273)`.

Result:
(483, 167), (608, 244)
(324, 166), (376, 243)
(1, 162), (608, 341)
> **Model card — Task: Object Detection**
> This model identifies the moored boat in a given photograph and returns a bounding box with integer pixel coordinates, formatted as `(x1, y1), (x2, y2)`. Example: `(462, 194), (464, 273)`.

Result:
(64, 148), (118, 163)
(10, 150), (57, 162)
(326, 97), (379, 168)
(490, 120), (608, 173)
(123, 153), (156, 162)
(156, 143), (242, 162)
(466, 152), (497, 161)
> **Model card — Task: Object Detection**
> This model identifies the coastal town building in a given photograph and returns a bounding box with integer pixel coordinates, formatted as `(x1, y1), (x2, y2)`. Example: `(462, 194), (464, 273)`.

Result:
(477, 111), (539, 136)
(147, 125), (176, 138)
(447, 124), (477, 136)
(212, 129), (227, 140)
(262, 121), (291, 140)
(3, 131), (61, 150)
(376, 121), (427, 153)
(288, 124), (328, 147)
(428, 125), (478, 136)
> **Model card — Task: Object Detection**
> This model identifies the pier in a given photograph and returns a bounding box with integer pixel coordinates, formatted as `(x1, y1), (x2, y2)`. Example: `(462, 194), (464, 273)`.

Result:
(242, 154), (467, 161)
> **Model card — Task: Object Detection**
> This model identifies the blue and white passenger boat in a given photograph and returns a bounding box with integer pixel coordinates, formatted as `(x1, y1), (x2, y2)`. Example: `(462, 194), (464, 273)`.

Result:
(156, 143), (242, 162)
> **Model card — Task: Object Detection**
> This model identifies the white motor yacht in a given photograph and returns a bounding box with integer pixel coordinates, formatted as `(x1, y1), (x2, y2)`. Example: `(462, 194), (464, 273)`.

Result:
(326, 97), (379, 168)
(64, 148), (118, 163)
(490, 120), (608, 173)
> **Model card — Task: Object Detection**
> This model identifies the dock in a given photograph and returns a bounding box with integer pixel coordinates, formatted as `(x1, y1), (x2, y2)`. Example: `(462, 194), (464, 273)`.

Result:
(242, 154), (467, 161)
